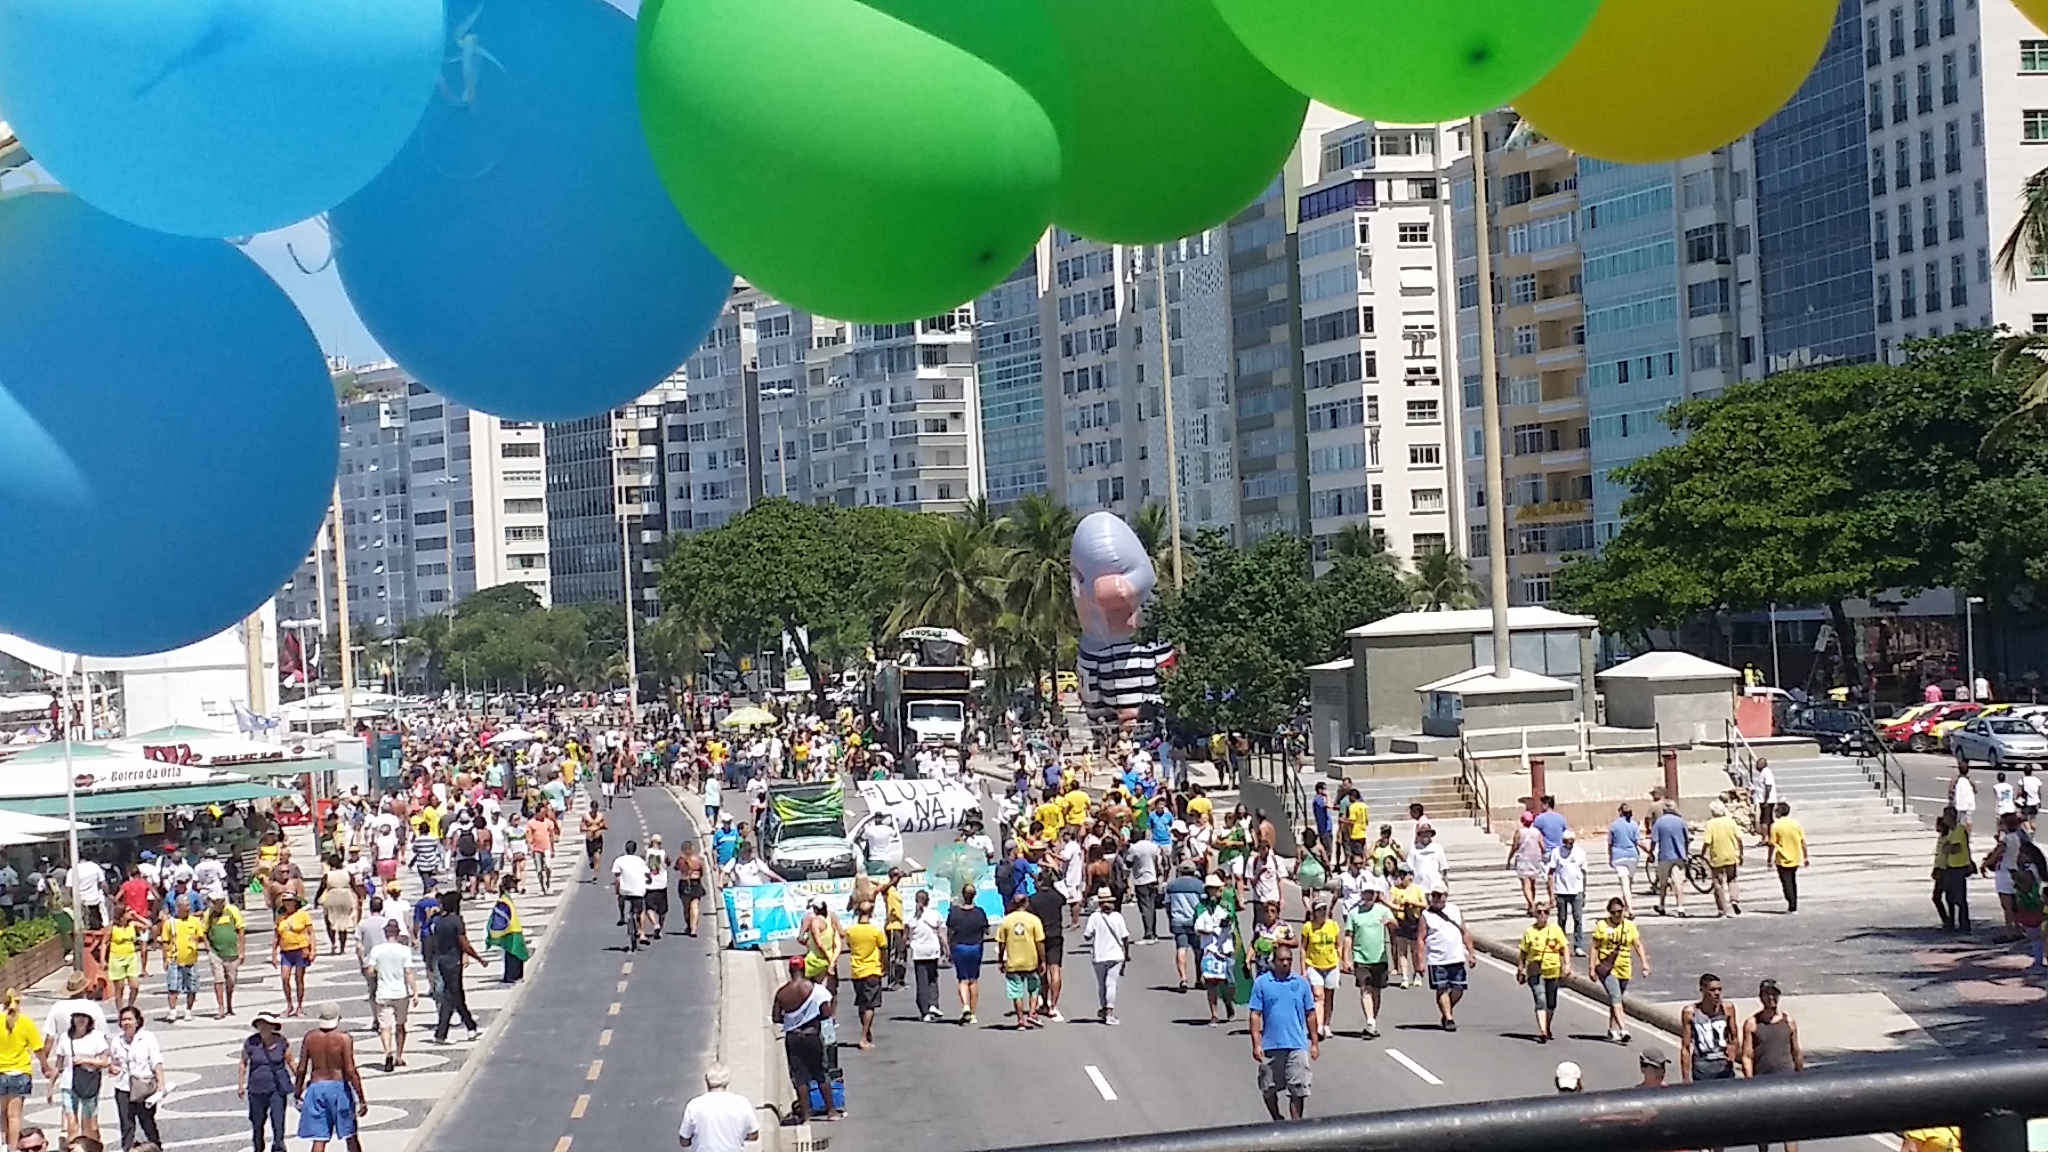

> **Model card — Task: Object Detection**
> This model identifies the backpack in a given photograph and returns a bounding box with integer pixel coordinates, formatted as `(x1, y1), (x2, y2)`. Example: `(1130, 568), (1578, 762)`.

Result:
(457, 828), (478, 858)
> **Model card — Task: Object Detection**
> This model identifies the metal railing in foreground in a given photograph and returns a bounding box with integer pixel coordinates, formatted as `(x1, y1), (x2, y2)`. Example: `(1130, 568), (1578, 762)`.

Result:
(998, 1052), (2046, 1152)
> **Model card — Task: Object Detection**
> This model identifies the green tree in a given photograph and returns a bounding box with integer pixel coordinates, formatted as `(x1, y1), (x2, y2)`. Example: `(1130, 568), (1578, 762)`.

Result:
(1403, 548), (1482, 611)
(996, 493), (1079, 709)
(887, 517), (1012, 641)
(1555, 333), (2009, 673)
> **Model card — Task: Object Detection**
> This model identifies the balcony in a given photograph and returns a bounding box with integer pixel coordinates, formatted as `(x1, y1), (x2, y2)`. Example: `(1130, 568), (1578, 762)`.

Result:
(1534, 345), (1585, 369)
(1518, 498), (1589, 520)
(1539, 447), (1589, 469)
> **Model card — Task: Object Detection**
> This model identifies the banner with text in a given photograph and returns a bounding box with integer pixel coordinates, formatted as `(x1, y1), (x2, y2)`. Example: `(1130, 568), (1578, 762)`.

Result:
(856, 778), (982, 834)
(721, 874), (1003, 950)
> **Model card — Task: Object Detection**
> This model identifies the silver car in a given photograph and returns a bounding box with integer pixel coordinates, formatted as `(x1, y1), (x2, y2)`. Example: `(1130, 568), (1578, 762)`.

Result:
(1951, 716), (2048, 767)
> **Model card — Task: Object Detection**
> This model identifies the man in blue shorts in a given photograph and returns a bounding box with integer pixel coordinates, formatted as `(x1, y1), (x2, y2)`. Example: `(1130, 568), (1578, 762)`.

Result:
(296, 1002), (368, 1152)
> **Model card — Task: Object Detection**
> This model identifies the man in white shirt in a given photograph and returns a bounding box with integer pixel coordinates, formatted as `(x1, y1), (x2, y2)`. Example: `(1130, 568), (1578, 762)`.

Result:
(678, 1063), (758, 1152)
(1546, 831), (1589, 956)
(1954, 765), (1979, 840)
(1754, 759), (1779, 840)
(612, 841), (653, 952)
(861, 813), (903, 872)
(2021, 766), (2043, 828)
(70, 855), (108, 930)
(194, 848), (228, 894)
(1408, 825), (1450, 894)
(365, 920), (417, 1072)
(1420, 887), (1474, 1032)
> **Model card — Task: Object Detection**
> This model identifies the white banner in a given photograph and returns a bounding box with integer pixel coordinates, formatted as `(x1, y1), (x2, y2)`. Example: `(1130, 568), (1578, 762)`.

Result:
(857, 778), (982, 834)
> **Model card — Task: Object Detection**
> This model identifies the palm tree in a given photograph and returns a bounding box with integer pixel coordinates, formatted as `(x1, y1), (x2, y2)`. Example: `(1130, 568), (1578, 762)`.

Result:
(1329, 522), (1399, 569)
(958, 495), (1008, 540)
(1987, 173), (2048, 446)
(398, 614), (451, 690)
(887, 518), (1012, 640)
(1403, 547), (1482, 611)
(997, 493), (1079, 709)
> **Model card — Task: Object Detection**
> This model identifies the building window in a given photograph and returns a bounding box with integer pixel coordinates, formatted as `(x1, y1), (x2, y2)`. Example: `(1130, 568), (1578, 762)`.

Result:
(1686, 278), (1732, 317)
(2027, 111), (2048, 143)
(1369, 484), (1384, 513)
(1512, 325), (1538, 355)
(1521, 575), (1553, 605)
(1405, 399), (1440, 424)
(501, 442), (541, 459)
(1413, 533), (1447, 556)
(1397, 221), (1432, 245)
(2026, 41), (2048, 73)
(1409, 444), (1442, 467)
(1411, 489), (1446, 513)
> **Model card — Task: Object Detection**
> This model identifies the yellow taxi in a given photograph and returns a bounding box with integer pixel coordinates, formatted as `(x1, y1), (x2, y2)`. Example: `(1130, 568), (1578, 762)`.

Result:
(1931, 703), (2013, 751)
(1875, 703), (1942, 739)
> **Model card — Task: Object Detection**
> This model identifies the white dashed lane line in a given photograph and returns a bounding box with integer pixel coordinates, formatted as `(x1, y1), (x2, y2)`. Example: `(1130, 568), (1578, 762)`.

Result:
(1386, 1048), (1445, 1086)
(1084, 1065), (1118, 1102)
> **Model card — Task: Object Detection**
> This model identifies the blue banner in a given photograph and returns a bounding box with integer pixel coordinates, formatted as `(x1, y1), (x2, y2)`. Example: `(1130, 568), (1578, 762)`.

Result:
(722, 874), (1006, 950)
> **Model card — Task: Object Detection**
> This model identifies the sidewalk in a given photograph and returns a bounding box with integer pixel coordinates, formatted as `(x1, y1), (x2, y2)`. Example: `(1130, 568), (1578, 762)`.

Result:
(1416, 786), (2039, 1062)
(14, 815), (590, 1152)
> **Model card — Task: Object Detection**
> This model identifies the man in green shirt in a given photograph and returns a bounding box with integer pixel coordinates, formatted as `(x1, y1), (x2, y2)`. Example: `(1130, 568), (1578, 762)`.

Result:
(1339, 894), (1395, 1038)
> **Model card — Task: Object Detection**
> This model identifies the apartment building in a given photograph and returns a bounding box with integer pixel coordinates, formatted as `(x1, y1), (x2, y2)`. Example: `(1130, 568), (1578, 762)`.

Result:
(279, 363), (551, 633)
(1295, 120), (1465, 566)
(1451, 112), (1766, 605)
(976, 261), (1050, 507)
(1863, 0), (2048, 350)
(807, 310), (983, 513)
(1136, 231), (1239, 536)
(542, 381), (684, 615)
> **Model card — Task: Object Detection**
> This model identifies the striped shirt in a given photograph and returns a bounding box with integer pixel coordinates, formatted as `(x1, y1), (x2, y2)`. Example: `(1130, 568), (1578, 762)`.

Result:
(1077, 640), (1171, 717)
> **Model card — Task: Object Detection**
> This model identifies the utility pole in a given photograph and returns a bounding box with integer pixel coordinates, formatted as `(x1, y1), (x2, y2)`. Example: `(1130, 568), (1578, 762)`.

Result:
(1469, 114), (1513, 679)
(1156, 244), (1185, 588)
(618, 476), (641, 726)
(331, 484), (356, 731)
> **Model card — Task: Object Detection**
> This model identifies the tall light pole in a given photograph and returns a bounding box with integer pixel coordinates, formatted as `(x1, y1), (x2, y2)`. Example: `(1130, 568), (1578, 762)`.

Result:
(763, 382), (796, 497)
(60, 653), (80, 971)
(331, 484), (356, 732)
(616, 464), (641, 726)
(1966, 595), (1985, 701)
(1155, 244), (1185, 588)
(1469, 114), (1512, 677)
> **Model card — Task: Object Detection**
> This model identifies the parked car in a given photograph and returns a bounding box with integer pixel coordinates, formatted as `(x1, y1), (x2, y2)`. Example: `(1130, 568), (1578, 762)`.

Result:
(1931, 703), (2016, 751)
(1785, 706), (1880, 755)
(1881, 701), (1982, 753)
(1949, 715), (2048, 767)
(1874, 702), (1942, 740)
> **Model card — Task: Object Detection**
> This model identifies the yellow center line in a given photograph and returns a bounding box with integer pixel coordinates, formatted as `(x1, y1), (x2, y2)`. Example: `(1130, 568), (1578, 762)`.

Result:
(571, 1094), (590, 1119)
(608, 1002), (621, 1016)
(599, 1029), (613, 1047)
(587, 1059), (604, 1081)
(553, 1138), (573, 1152)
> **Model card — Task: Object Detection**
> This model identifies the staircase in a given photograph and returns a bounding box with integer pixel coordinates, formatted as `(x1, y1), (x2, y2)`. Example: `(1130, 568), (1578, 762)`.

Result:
(1766, 757), (1930, 838)
(1337, 773), (1474, 829)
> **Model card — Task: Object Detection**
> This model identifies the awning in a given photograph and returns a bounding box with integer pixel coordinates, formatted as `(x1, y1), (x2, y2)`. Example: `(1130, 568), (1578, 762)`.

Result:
(0, 781), (297, 818)
(221, 758), (352, 780)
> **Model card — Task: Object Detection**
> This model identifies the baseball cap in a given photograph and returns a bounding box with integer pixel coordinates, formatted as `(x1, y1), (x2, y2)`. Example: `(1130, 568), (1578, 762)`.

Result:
(316, 1002), (342, 1031)
(1554, 1061), (1583, 1091)
(1639, 1047), (1670, 1069)
(1171, 819), (1188, 834)
(1203, 874), (1224, 888)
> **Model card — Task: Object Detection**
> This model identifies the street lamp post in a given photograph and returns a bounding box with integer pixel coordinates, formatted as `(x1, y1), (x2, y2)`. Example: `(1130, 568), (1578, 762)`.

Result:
(1468, 114), (1512, 678)
(1967, 595), (1985, 701)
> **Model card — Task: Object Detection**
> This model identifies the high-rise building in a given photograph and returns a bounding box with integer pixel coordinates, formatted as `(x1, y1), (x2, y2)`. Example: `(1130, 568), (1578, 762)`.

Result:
(543, 381), (686, 616)
(975, 261), (1050, 506)
(810, 311), (983, 512)
(1452, 114), (1764, 604)
(1296, 119), (1465, 567)
(1137, 231), (1239, 537)
(1865, 0), (2048, 354)
(279, 363), (551, 634)
(1754, 0), (1879, 371)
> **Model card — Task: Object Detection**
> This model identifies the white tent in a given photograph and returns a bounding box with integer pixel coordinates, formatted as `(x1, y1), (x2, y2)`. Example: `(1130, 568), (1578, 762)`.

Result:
(112, 725), (319, 767)
(486, 726), (539, 746)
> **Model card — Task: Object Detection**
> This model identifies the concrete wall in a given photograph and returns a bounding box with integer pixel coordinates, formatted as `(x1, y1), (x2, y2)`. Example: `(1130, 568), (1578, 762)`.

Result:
(1308, 666), (1352, 773)
(1463, 692), (1580, 734)
(1356, 633), (1475, 734)
(1604, 678), (1734, 743)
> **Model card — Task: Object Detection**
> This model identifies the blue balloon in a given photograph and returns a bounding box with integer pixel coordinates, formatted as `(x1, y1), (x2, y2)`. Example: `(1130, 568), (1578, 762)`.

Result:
(330, 0), (733, 422)
(0, 193), (338, 658)
(0, 0), (446, 238)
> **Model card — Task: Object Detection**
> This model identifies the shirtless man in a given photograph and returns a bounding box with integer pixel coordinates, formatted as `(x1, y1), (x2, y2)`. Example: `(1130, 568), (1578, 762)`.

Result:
(293, 1002), (368, 1152)
(580, 802), (607, 882)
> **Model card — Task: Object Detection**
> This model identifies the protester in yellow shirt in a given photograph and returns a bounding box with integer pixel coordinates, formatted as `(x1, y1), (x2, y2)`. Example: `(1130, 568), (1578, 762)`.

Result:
(1345, 796), (1369, 850)
(1035, 798), (1066, 839)
(1703, 800), (1745, 916)
(1186, 791), (1213, 824)
(1300, 899), (1343, 1036)
(1061, 783), (1091, 830)
(997, 894), (1046, 1029)
(105, 911), (143, 1008)
(272, 893), (315, 1019)
(0, 989), (39, 1149)
(844, 902), (889, 1050)
(1766, 802), (1808, 913)
(1517, 902), (1570, 1042)
(163, 905), (207, 1021)
(1590, 896), (1650, 1042)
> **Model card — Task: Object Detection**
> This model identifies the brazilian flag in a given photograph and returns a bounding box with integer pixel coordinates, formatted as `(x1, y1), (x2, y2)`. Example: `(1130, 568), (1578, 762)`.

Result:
(487, 897), (529, 962)
(771, 780), (845, 825)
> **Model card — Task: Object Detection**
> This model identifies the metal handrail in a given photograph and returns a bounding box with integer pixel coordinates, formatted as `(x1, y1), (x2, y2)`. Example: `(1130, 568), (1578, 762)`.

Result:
(1456, 738), (1491, 833)
(1851, 714), (1910, 814)
(999, 1051), (2045, 1152)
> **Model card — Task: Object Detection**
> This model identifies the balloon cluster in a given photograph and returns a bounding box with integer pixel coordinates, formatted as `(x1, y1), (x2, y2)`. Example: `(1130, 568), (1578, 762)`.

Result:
(0, 0), (1850, 658)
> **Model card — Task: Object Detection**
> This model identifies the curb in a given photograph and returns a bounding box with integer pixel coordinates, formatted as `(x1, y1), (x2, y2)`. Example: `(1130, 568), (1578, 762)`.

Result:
(401, 837), (587, 1152)
(1468, 928), (1685, 1036)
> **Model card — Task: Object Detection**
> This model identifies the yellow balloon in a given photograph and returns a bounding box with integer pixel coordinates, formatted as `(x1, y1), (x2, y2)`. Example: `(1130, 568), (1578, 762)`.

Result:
(2019, 0), (2048, 35)
(1513, 0), (1837, 164)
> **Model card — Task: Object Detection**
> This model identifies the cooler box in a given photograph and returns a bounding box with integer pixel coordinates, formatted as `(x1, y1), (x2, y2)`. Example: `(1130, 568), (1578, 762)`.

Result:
(806, 1074), (846, 1113)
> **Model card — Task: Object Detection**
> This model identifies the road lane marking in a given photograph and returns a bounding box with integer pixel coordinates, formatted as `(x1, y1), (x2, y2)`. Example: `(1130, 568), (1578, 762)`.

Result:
(553, 1139), (572, 1152)
(1386, 1049), (1444, 1086)
(622, 962), (633, 974)
(1084, 1065), (1117, 1101)
(617, 980), (629, 992)
(599, 1029), (613, 1048)
(571, 1095), (590, 1119)
(587, 1060), (604, 1080)
(608, 1002), (621, 1016)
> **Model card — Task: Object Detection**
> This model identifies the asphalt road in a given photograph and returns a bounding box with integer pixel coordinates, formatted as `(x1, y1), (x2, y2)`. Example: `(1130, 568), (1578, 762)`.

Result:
(430, 782), (718, 1152)
(830, 819), (1902, 1152)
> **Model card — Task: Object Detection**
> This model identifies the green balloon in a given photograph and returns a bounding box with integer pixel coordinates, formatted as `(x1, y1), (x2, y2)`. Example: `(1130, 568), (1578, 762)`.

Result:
(636, 0), (1063, 322)
(1210, 0), (1604, 124)
(1039, 0), (1307, 245)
